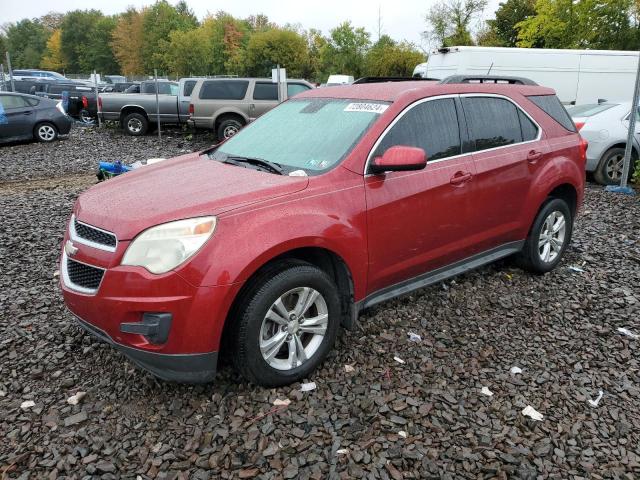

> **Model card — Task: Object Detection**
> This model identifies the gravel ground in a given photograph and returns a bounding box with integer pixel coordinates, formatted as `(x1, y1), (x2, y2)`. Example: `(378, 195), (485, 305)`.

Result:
(1, 126), (639, 479)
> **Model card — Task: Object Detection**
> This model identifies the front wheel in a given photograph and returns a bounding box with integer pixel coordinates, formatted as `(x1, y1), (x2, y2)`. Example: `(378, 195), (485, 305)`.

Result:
(517, 198), (573, 274)
(123, 112), (148, 136)
(231, 264), (341, 387)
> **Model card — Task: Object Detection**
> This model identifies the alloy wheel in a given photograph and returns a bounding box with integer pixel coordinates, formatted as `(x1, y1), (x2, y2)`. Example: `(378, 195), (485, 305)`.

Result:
(127, 118), (142, 133)
(223, 125), (239, 138)
(259, 287), (328, 371)
(538, 210), (566, 263)
(606, 153), (625, 181)
(38, 125), (56, 141)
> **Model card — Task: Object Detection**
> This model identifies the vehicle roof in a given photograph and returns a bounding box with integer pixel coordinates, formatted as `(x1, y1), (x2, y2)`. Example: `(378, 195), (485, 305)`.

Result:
(430, 46), (640, 57)
(197, 77), (311, 83)
(0, 91), (45, 101)
(295, 81), (555, 103)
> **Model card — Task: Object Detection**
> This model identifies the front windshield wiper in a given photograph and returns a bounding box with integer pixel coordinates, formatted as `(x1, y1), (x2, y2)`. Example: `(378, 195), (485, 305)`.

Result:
(223, 156), (285, 175)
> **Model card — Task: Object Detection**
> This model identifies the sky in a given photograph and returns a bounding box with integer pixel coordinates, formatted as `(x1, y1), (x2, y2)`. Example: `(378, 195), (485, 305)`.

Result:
(0, 0), (502, 49)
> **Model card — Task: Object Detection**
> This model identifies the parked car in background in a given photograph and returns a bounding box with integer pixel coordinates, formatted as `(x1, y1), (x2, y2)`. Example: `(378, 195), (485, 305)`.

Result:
(102, 82), (139, 93)
(99, 79), (196, 135)
(189, 78), (314, 141)
(326, 74), (354, 86)
(10, 69), (68, 81)
(60, 77), (585, 386)
(13, 80), (98, 123)
(0, 92), (72, 143)
(568, 102), (639, 184)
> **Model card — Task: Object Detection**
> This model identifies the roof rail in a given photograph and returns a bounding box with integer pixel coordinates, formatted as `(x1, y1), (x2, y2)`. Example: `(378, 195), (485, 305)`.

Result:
(353, 76), (439, 84)
(439, 75), (538, 86)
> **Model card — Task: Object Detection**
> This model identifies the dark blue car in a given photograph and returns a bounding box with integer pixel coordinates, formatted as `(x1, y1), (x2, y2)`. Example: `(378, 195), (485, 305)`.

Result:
(0, 92), (72, 144)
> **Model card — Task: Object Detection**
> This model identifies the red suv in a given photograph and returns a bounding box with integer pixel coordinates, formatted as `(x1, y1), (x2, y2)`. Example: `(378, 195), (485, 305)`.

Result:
(60, 78), (586, 386)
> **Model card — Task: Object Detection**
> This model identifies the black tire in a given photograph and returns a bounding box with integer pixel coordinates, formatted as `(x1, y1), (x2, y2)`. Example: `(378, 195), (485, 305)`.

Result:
(230, 263), (340, 387)
(216, 117), (244, 142)
(122, 112), (148, 136)
(594, 147), (636, 185)
(517, 198), (573, 274)
(34, 122), (58, 142)
(79, 109), (95, 124)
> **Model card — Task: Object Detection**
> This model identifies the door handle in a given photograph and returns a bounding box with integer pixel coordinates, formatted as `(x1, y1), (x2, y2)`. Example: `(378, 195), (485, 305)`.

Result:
(23, 111), (33, 115)
(450, 171), (472, 185)
(527, 150), (543, 162)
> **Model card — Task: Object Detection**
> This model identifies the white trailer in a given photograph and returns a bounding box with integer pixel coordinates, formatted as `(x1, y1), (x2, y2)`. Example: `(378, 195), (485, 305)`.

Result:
(413, 46), (640, 105)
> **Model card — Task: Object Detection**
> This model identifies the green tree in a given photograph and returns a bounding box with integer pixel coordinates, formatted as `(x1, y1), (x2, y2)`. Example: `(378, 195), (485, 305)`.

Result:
(303, 28), (328, 81)
(424, 0), (488, 47)
(163, 26), (213, 76)
(3, 19), (49, 68)
(364, 35), (425, 76)
(321, 21), (370, 78)
(141, 0), (198, 72)
(60, 10), (105, 72)
(79, 16), (119, 73)
(244, 28), (309, 77)
(488, 0), (536, 46)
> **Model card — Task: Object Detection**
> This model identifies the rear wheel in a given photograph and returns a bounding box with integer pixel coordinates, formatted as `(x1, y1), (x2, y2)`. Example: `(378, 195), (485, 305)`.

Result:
(230, 263), (340, 387)
(123, 112), (148, 136)
(79, 109), (95, 124)
(594, 147), (635, 185)
(216, 118), (244, 142)
(517, 198), (572, 274)
(35, 122), (58, 142)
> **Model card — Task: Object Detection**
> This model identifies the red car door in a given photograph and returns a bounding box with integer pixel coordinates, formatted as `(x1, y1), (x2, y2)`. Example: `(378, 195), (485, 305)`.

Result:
(365, 97), (478, 295)
(460, 95), (547, 252)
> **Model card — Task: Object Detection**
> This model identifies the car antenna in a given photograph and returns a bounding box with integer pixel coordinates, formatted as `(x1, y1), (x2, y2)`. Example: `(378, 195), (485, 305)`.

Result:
(486, 62), (494, 75)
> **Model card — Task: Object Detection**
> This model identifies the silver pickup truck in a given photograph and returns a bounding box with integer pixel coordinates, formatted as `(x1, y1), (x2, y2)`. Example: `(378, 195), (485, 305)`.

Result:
(99, 78), (199, 135)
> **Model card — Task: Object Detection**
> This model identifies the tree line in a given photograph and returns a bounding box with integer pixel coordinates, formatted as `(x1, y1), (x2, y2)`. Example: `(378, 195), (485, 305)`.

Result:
(425, 0), (640, 50)
(0, 1), (424, 82)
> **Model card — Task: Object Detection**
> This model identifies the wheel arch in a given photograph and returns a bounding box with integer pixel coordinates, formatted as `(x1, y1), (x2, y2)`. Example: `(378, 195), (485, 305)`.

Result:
(219, 246), (357, 362)
(213, 110), (248, 131)
(119, 105), (149, 122)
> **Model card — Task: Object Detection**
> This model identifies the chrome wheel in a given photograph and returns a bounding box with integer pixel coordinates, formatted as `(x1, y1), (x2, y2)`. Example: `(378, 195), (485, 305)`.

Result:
(606, 153), (625, 181)
(538, 210), (566, 263)
(38, 124), (56, 141)
(80, 110), (94, 124)
(259, 287), (328, 371)
(127, 118), (143, 133)
(223, 124), (239, 138)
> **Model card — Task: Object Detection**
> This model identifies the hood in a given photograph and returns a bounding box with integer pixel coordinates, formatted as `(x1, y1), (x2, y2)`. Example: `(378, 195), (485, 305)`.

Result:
(76, 153), (308, 240)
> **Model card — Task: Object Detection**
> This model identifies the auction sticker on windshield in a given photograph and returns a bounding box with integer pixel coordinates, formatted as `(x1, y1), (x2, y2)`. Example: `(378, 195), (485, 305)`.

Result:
(344, 103), (389, 114)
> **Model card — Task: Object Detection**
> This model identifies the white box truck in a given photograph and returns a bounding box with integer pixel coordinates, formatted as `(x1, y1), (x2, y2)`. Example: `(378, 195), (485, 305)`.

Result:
(413, 46), (640, 105)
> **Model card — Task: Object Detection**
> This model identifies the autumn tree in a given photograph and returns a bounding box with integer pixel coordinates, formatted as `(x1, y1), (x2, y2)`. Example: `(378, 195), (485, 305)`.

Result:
(112, 8), (145, 75)
(484, 0), (536, 46)
(244, 28), (309, 77)
(40, 29), (65, 70)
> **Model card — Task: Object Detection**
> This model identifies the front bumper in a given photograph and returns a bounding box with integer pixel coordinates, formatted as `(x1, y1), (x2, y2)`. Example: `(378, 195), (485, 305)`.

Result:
(74, 315), (218, 383)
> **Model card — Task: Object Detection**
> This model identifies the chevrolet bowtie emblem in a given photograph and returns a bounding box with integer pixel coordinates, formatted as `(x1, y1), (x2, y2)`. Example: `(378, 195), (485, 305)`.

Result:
(65, 240), (79, 256)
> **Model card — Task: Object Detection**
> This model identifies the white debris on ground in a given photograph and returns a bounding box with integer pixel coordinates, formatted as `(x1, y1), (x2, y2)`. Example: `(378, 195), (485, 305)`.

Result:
(393, 356), (405, 364)
(510, 366), (523, 375)
(67, 391), (87, 405)
(300, 382), (316, 392)
(398, 431), (408, 438)
(617, 327), (639, 339)
(568, 265), (585, 273)
(407, 332), (422, 342)
(481, 386), (494, 397)
(344, 364), (355, 373)
(522, 405), (544, 421)
(273, 398), (291, 406)
(588, 390), (604, 407)
(20, 400), (36, 410)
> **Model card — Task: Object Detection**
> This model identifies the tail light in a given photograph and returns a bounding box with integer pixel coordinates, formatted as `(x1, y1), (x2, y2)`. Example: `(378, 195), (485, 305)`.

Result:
(575, 121), (585, 131)
(82, 96), (89, 109)
(189, 103), (194, 115)
(578, 136), (588, 164)
(98, 96), (102, 110)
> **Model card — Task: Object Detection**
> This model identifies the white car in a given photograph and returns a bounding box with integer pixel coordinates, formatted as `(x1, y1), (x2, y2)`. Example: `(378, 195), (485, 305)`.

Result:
(567, 102), (638, 185)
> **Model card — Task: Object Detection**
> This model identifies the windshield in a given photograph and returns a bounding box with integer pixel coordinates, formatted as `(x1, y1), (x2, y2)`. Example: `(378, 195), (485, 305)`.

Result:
(210, 98), (388, 173)
(566, 103), (617, 117)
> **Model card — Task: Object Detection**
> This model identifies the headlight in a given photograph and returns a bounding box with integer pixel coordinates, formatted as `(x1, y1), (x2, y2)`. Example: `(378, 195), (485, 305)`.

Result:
(121, 216), (217, 274)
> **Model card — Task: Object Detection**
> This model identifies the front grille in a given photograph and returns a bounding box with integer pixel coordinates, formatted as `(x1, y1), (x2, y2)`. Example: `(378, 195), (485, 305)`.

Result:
(74, 218), (117, 248)
(66, 258), (104, 290)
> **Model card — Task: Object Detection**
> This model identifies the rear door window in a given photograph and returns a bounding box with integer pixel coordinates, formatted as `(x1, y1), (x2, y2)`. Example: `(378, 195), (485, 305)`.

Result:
(462, 97), (523, 151)
(200, 80), (249, 100)
(373, 98), (461, 161)
(183, 80), (196, 97)
(528, 94), (576, 132)
(253, 82), (278, 101)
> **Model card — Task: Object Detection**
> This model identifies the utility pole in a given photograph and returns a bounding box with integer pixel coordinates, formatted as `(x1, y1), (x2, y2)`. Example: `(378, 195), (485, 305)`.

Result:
(93, 70), (102, 127)
(6, 52), (15, 92)
(377, 5), (383, 41)
(606, 52), (639, 195)
(154, 69), (161, 139)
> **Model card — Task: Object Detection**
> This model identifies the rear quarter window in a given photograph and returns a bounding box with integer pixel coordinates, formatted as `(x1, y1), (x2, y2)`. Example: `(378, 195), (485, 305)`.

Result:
(200, 80), (249, 100)
(528, 95), (576, 132)
(183, 80), (196, 97)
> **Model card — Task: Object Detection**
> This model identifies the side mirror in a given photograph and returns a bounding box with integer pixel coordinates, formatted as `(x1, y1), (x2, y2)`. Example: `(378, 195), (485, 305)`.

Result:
(370, 146), (427, 174)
